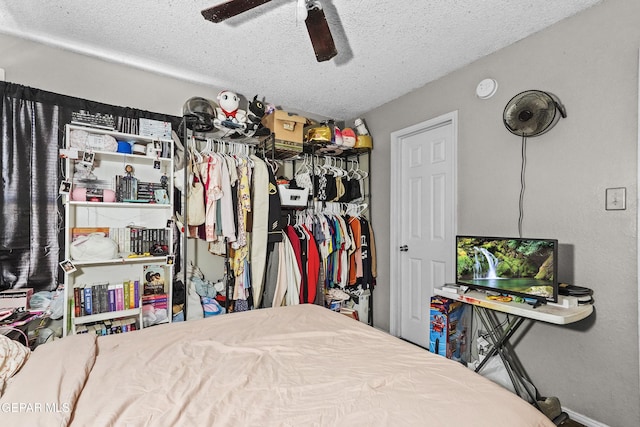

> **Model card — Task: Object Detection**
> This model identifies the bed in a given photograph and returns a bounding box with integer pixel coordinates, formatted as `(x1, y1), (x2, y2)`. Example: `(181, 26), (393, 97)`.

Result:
(1, 304), (554, 426)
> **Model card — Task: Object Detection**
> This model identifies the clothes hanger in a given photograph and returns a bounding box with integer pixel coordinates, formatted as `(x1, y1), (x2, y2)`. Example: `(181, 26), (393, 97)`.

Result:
(357, 157), (369, 179)
(357, 203), (368, 217)
(189, 137), (203, 163)
(264, 157), (279, 174)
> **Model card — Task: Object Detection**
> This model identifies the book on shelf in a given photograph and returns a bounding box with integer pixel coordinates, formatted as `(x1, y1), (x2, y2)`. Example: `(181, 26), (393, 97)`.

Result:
(83, 286), (93, 315)
(142, 293), (168, 309)
(74, 287), (82, 317)
(128, 281), (134, 309)
(124, 281), (130, 310)
(115, 283), (124, 311)
(116, 175), (138, 202)
(130, 281), (140, 308)
(143, 265), (166, 295)
(108, 285), (116, 312)
(74, 281), (140, 317)
(76, 317), (138, 335)
(71, 227), (110, 241)
(115, 175), (165, 204)
(106, 227), (169, 256)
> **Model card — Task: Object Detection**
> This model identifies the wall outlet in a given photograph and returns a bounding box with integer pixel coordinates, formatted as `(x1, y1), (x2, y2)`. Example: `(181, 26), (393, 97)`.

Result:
(605, 187), (626, 210)
(0, 68), (5, 81)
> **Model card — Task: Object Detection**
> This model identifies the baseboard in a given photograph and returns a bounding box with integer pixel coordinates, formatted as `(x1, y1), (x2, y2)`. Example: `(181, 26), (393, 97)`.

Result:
(563, 407), (610, 427)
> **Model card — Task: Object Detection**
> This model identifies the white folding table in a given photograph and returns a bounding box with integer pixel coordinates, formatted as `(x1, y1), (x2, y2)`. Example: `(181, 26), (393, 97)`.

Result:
(433, 287), (593, 424)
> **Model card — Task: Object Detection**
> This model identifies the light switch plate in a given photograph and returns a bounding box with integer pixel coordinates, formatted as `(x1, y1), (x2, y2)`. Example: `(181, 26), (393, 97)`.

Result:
(606, 187), (626, 210)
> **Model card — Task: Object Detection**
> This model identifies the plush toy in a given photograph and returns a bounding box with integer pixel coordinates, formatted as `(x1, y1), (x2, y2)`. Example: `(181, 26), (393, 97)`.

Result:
(243, 95), (270, 137)
(74, 161), (97, 181)
(341, 128), (356, 148)
(213, 90), (247, 135)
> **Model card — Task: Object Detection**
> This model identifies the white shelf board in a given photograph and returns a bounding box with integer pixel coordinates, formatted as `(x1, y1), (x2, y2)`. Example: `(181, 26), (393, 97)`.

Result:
(73, 308), (140, 325)
(433, 287), (593, 325)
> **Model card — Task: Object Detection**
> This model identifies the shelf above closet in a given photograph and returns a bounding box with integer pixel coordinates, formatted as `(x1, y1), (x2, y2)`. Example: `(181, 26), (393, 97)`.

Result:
(260, 136), (371, 161)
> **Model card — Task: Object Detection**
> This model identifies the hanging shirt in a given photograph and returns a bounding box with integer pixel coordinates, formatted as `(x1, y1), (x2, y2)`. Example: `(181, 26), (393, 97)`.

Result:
(232, 157), (251, 250)
(303, 224), (320, 304)
(285, 225), (303, 293)
(359, 217), (372, 289)
(348, 216), (362, 286)
(267, 165), (283, 243)
(250, 155), (269, 308)
(200, 154), (223, 242)
(218, 153), (236, 243)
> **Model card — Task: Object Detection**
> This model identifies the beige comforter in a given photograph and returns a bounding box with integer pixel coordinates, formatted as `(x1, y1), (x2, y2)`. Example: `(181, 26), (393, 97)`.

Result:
(1, 304), (553, 426)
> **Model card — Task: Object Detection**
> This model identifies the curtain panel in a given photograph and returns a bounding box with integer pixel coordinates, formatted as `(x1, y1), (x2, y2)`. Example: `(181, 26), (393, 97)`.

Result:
(0, 82), (181, 292)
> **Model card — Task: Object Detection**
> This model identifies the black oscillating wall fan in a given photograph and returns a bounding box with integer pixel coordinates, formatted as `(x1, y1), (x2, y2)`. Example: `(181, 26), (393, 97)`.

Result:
(201, 0), (337, 62)
(503, 90), (567, 238)
(503, 90), (567, 137)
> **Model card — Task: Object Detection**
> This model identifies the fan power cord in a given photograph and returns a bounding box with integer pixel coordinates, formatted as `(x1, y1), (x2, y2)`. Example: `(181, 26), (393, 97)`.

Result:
(518, 134), (527, 238)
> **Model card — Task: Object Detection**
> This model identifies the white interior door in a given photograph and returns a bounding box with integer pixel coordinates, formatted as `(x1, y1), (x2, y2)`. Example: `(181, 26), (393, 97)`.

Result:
(390, 112), (457, 348)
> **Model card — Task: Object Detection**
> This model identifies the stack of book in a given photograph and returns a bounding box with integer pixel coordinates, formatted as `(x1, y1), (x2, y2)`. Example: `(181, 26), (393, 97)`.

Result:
(76, 317), (138, 335)
(142, 293), (168, 311)
(115, 175), (138, 202)
(115, 177), (167, 203)
(137, 181), (164, 202)
(122, 227), (169, 255)
(74, 280), (140, 317)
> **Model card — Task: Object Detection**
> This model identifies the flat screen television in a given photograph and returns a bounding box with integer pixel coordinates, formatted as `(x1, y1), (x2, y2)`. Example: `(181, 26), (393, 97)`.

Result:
(456, 236), (558, 303)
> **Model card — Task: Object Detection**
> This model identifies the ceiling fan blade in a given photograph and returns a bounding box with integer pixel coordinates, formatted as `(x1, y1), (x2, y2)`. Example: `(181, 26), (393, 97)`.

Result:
(305, 7), (337, 62)
(201, 0), (271, 23)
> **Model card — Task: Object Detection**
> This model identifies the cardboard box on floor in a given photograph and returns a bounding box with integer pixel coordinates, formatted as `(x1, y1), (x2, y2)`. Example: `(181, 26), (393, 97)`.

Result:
(429, 295), (472, 365)
(261, 110), (307, 153)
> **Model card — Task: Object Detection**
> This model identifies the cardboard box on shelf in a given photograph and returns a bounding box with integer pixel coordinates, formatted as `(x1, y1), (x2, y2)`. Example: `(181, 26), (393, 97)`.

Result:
(261, 110), (307, 147)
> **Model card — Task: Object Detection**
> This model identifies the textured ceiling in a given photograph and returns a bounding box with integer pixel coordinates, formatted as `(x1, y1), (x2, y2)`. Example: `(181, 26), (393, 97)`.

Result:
(0, 0), (602, 120)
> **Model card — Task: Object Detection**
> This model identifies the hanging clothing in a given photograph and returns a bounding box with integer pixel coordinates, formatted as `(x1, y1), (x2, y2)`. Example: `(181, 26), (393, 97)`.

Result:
(199, 154), (223, 242)
(302, 224), (320, 304)
(267, 165), (283, 243)
(262, 242), (279, 308)
(250, 155), (269, 308)
(272, 231), (300, 307)
(218, 153), (236, 243)
(359, 217), (373, 289)
(284, 225), (303, 296)
(348, 216), (362, 286)
(232, 156), (251, 249)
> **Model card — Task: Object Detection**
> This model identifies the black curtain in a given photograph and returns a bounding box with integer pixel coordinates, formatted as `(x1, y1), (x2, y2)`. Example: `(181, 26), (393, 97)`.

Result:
(0, 82), (181, 292)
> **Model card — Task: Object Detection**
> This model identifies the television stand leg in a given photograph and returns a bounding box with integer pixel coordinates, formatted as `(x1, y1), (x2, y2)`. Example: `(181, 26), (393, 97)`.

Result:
(474, 307), (540, 406)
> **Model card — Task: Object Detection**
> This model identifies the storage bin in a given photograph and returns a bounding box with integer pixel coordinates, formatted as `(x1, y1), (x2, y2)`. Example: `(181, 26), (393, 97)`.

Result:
(278, 184), (309, 207)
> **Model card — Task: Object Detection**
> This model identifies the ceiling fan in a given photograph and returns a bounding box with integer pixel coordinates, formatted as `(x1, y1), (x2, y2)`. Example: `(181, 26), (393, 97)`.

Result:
(201, 0), (337, 62)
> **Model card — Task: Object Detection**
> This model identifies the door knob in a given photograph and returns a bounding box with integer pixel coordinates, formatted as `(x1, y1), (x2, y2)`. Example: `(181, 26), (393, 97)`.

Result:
(399, 245), (408, 252)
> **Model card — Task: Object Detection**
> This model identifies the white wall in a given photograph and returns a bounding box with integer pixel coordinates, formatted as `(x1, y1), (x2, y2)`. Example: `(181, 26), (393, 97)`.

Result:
(0, 32), (259, 282)
(361, 0), (639, 425)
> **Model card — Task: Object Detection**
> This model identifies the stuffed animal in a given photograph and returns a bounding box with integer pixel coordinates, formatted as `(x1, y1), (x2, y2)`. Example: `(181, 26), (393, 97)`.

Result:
(341, 128), (356, 148)
(213, 90), (247, 135)
(243, 95), (270, 137)
(73, 161), (97, 181)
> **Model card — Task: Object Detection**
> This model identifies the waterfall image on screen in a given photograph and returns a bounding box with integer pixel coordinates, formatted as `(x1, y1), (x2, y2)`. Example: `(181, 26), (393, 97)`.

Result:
(456, 236), (558, 301)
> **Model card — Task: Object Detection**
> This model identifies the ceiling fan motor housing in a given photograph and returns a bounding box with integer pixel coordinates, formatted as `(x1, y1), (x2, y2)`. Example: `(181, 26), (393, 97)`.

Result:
(503, 90), (566, 137)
